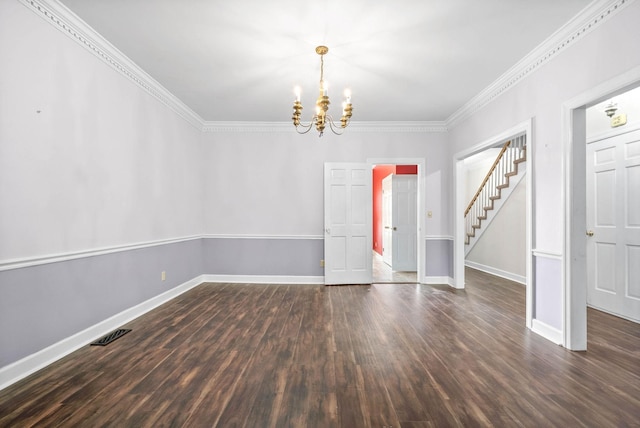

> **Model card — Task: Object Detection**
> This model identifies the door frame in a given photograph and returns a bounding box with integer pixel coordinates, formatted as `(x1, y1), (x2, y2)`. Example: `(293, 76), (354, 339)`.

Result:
(368, 158), (425, 283)
(562, 65), (640, 350)
(453, 119), (533, 326)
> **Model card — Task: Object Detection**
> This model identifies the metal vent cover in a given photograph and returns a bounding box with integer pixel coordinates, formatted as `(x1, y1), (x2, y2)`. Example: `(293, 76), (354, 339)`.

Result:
(90, 329), (131, 346)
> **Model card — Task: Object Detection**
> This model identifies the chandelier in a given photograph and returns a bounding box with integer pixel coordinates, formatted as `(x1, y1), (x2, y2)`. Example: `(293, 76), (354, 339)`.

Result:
(292, 46), (353, 137)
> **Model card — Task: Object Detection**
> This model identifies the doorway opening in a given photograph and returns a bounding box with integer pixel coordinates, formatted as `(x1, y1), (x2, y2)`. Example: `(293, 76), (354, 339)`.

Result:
(564, 74), (640, 350)
(369, 158), (425, 284)
(585, 87), (640, 323)
(453, 120), (533, 326)
(372, 164), (418, 283)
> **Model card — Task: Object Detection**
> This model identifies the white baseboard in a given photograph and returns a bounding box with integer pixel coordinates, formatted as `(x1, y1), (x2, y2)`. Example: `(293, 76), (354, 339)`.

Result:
(201, 275), (325, 285)
(0, 275), (205, 391)
(424, 276), (456, 287)
(531, 319), (563, 345)
(465, 261), (526, 285)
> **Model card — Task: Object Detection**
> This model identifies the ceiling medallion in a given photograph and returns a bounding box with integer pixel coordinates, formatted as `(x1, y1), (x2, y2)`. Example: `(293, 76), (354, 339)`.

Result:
(292, 46), (353, 137)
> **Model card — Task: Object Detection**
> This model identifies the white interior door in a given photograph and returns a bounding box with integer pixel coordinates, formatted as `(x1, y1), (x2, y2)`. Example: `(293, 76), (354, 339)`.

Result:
(382, 175), (393, 266)
(586, 128), (640, 322)
(392, 175), (418, 271)
(324, 163), (372, 285)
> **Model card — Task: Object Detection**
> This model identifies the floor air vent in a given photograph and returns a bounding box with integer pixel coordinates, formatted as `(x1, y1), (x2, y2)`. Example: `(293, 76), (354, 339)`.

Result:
(91, 329), (131, 346)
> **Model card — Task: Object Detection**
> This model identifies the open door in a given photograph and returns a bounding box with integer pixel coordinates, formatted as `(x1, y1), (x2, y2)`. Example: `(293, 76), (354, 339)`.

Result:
(324, 163), (372, 285)
(586, 128), (640, 322)
(382, 174), (417, 271)
(391, 174), (418, 271)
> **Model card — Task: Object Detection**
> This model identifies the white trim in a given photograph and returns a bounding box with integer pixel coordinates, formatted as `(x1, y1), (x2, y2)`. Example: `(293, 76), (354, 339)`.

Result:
(531, 319), (563, 345)
(425, 235), (454, 241)
(532, 249), (563, 260)
(20, 0), (631, 134)
(526, 120), (534, 329)
(19, 0), (205, 130)
(202, 234), (323, 240)
(0, 275), (205, 391)
(424, 276), (454, 286)
(465, 261), (526, 285)
(0, 236), (202, 272)
(202, 275), (324, 285)
(0, 234), (328, 272)
(446, 0), (633, 128)
(202, 121), (448, 134)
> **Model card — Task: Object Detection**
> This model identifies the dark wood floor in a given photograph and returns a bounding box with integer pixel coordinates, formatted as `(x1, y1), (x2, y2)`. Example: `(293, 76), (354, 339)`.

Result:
(1, 268), (639, 427)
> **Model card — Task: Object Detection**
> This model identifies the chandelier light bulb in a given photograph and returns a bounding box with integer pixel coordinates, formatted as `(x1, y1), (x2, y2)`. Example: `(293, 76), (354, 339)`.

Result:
(294, 86), (301, 102)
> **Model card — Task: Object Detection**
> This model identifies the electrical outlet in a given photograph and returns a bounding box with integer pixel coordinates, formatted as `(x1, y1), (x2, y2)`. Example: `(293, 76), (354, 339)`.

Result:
(161, 271), (166, 281)
(320, 259), (325, 267)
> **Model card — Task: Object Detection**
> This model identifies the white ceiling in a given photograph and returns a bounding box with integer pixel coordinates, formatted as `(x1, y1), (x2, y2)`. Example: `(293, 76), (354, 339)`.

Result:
(58, 0), (592, 123)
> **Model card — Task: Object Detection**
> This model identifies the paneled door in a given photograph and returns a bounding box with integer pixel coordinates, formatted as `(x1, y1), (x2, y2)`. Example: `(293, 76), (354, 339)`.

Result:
(324, 163), (372, 285)
(586, 128), (640, 322)
(382, 174), (418, 271)
(391, 174), (418, 271)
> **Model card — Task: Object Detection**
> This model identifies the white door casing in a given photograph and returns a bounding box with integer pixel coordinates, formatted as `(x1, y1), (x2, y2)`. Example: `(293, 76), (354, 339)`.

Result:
(586, 128), (640, 322)
(324, 163), (373, 285)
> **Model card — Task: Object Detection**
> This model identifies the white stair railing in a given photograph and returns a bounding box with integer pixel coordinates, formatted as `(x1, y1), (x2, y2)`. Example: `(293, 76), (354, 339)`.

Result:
(464, 135), (527, 245)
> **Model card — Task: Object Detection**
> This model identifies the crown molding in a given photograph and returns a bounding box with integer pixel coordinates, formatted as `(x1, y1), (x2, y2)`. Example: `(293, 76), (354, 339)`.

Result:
(21, 0), (631, 134)
(446, 0), (634, 129)
(19, 0), (206, 130)
(202, 121), (448, 133)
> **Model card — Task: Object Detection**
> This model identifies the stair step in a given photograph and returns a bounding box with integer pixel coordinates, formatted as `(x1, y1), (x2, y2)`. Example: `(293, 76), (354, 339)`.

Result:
(497, 184), (509, 189)
(489, 196), (500, 201)
(505, 171), (518, 177)
(514, 157), (526, 164)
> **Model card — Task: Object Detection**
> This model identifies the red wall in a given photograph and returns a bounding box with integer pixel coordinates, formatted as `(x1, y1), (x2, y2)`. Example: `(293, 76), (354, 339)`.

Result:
(372, 165), (395, 255)
(372, 165), (417, 255)
(396, 165), (418, 174)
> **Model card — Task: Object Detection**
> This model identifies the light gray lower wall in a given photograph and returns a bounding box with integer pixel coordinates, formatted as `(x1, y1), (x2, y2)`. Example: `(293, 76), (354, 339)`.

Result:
(425, 239), (453, 278)
(1, 235), (451, 374)
(202, 237), (324, 277)
(533, 253), (562, 330)
(0, 239), (203, 367)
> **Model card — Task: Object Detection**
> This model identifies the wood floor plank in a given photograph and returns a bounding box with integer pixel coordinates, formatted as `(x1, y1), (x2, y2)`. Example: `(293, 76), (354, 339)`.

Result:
(2, 268), (639, 427)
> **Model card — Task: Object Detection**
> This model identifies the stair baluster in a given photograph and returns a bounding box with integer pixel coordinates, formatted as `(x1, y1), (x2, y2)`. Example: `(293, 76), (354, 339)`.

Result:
(464, 136), (527, 245)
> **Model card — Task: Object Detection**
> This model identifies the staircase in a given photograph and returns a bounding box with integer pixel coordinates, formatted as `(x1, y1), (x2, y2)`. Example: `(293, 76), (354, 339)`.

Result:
(464, 135), (527, 250)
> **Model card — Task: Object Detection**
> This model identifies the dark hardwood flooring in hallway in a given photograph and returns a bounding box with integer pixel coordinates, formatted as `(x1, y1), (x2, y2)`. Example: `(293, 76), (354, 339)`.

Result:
(1, 268), (639, 427)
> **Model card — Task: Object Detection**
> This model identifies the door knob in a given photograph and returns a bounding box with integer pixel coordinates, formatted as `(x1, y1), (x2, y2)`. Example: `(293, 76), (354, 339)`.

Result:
(586, 230), (594, 237)
(393, 227), (397, 231)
